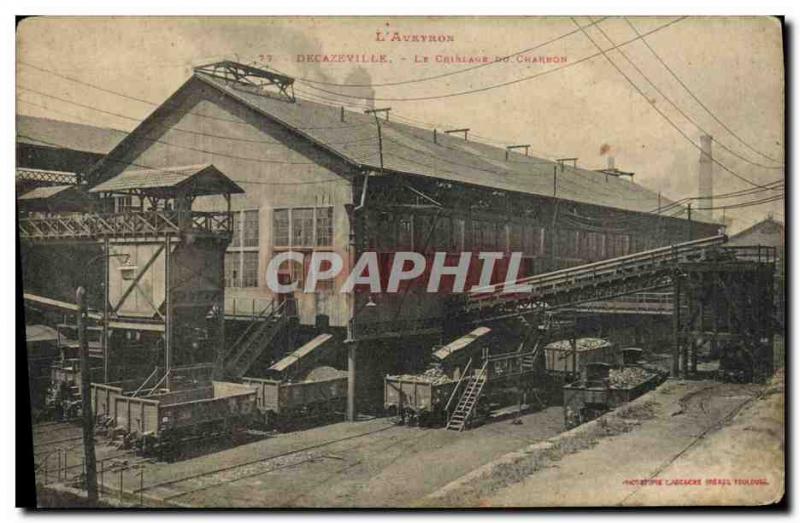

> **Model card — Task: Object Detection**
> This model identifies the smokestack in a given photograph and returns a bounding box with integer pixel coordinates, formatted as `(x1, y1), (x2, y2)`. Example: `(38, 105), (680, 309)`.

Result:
(699, 135), (713, 220)
(607, 156), (615, 170)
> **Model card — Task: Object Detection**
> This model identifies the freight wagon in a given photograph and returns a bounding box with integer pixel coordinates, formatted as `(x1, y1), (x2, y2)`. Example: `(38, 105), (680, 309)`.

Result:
(242, 368), (348, 430)
(562, 363), (667, 429)
(544, 338), (617, 381)
(91, 380), (256, 460)
(384, 369), (457, 427)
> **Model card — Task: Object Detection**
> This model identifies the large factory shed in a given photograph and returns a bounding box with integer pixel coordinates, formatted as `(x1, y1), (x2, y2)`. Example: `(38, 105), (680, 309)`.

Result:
(17, 115), (127, 175)
(86, 61), (719, 341)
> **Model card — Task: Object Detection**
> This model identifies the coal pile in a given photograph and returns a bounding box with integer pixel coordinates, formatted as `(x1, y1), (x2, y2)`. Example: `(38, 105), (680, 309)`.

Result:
(387, 367), (453, 385)
(608, 366), (651, 389)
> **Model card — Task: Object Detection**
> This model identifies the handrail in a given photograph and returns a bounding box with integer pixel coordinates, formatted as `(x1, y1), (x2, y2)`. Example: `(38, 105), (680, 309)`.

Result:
(468, 234), (727, 297)
(19, 209), (233, 240)
(144, 372), (168, 397)
(228, 299), (278, 351)
(131, 367), (160, 398)
(445, 357), (473, 417)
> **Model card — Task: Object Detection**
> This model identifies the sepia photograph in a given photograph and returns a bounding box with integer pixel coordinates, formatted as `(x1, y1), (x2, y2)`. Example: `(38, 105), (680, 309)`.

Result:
(13, 13), (786, 509)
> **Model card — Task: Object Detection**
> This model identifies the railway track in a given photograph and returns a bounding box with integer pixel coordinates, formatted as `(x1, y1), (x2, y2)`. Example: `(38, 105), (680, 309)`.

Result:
(135, 422), (412, 503)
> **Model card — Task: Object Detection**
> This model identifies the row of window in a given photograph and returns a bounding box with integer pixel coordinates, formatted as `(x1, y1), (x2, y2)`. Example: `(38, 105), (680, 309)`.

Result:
(223, 208), (644, 288)
(365, 212), (632, 260)
(273, 207), (333, 248)
(225, 207), (335, 287)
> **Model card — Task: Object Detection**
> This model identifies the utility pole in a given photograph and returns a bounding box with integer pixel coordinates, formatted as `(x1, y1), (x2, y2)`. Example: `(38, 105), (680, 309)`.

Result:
(687, 203), (694, 241)
(77, 287), (98, 503)
(551, 166), (558, 271)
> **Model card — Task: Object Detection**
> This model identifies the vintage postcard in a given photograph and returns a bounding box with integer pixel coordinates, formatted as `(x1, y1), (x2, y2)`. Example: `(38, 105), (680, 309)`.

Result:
(16, 15), (785, 508)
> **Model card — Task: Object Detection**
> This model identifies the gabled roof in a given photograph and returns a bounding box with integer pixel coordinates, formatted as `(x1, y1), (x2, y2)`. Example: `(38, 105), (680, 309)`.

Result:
(89, 164), (244, 197)
(196, 74), (718, 223)
(17, 115), (127, 155)
(89, 70), (716, 223)
(729, 216), (784, 246)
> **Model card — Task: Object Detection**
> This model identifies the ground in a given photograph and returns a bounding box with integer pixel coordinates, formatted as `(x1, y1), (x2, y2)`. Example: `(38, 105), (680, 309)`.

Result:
(33, 372), (784, 508)
(424, 371), (784, 508)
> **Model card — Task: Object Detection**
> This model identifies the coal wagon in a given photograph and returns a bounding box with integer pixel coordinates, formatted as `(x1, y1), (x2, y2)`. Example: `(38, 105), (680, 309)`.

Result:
(384, 368), (457, 427)
(562, 363), (667, 429)
(544, 338), (618, 381)
(242, 367), (348, 430)
(91, 380), (256, 460)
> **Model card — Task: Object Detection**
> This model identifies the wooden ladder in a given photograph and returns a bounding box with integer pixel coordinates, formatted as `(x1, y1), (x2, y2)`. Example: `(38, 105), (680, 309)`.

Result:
(446, 360), (488, 431)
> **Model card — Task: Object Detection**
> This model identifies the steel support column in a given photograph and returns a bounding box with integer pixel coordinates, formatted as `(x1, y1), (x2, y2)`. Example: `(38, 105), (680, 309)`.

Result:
(672, 275), (681, 377)
(346, 342), (358, 422)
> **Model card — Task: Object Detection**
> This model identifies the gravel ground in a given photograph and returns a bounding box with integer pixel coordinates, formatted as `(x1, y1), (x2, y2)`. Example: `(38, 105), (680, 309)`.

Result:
(57, 406), (563, 507)
(423, 377), (780, 508)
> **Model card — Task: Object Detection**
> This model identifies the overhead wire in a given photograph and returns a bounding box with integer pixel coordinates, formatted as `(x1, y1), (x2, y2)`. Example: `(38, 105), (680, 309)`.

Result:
(570, 17), (781, 192)
(587, 18), (782, 170)
(623, 17), (784, 166)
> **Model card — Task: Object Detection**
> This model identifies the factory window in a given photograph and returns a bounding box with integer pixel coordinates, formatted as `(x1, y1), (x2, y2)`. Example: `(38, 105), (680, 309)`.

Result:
(470, 220), (482, 250)
(415, 214), (434, 252)
(241, 252), (259, 287)
(292, 208), (315, 247)
(483, 221), (497, 250)
(274, 207), (334, 248)
(606, 233), (630, 258)
(273, 209), (290, 246)
(316, 207), (333, 247)
(523, 225), (542, 256)
(397, 214), (413, 250)
(509, 223), (523, 253)
(452, 217), (465, 251)
(558, 230), (580, 259)
(580, 231), (604, 260)
(226, 209), (260, 288)
(231, 209), (260, 248)
(224, 252), (239, 288)
(434, 216), (453, 251)
(243, 210), (259, 247)
(374, 212), (395, 251)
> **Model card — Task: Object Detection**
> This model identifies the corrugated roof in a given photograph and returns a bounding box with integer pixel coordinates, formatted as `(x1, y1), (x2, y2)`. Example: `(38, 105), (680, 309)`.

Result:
(18, 185), (75, 200)
(17, 115), (127, 155)
(90, 163), (244, 195)
(195, 73), (716, 223)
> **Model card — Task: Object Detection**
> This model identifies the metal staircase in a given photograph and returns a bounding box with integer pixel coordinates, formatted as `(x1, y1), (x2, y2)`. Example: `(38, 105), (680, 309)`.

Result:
(446, 360), (489, 431)
(223, 300), (289, 379)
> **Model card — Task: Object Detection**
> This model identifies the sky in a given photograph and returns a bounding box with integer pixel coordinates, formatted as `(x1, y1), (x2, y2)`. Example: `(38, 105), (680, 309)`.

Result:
(16, 16), (785, 233)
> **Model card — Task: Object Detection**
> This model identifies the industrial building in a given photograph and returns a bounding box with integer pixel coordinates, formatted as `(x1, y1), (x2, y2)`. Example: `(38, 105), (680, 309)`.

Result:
(22, 60), (780, 456)
(19, 61), (734, 425)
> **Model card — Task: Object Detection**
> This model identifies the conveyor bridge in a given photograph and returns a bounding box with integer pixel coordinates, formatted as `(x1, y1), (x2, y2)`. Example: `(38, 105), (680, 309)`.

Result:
(456, 235), (734, 323)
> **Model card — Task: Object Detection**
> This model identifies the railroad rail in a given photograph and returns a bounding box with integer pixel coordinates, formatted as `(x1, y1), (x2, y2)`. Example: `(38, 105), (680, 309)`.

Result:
(18, 209), (232, 241)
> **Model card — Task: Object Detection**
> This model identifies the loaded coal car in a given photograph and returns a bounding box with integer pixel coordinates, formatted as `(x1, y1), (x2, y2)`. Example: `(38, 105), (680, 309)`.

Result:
(242, 366), (348, 430)
(544, 337), (617, 382)
(384, 367), (457, 427)
(562, 362), (667, 429)
(91, 378), (256, 461)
